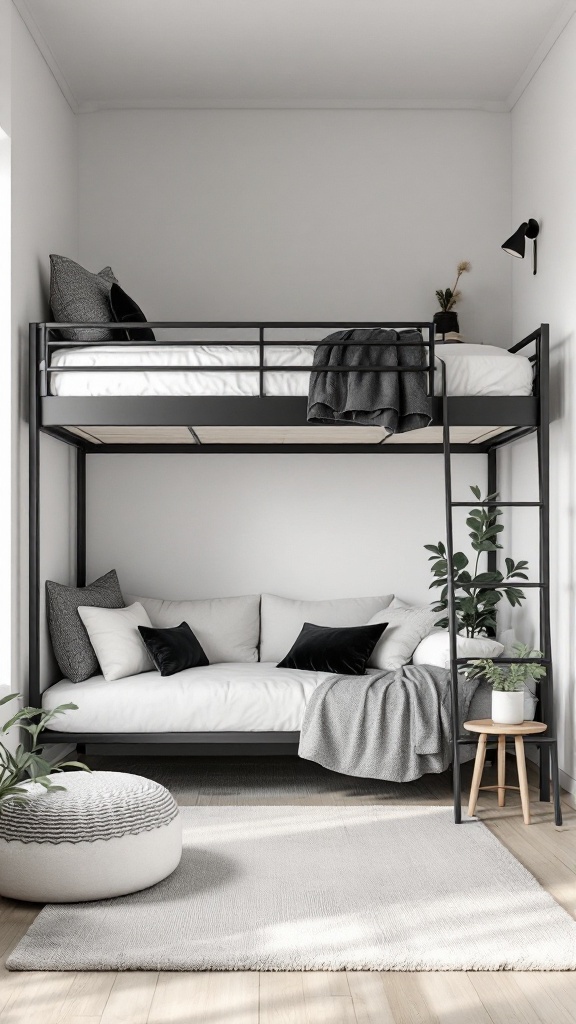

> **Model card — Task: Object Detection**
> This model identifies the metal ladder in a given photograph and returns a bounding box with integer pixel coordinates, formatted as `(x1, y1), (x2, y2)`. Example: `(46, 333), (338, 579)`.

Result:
(439, 328), (562, 825)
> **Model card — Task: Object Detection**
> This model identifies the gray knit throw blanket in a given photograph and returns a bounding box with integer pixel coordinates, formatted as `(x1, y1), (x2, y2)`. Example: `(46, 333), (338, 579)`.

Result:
(307, 327), (432, 434)
(299, 664), (479, 783)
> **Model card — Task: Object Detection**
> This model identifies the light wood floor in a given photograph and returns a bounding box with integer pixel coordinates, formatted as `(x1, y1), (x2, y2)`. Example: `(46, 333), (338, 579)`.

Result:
(0, 754), (575, 1024)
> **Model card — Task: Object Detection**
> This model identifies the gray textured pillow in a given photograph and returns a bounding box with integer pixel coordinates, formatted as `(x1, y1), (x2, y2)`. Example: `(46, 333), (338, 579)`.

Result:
(46, 570), (125, 683)
(49, 255), (117, 341)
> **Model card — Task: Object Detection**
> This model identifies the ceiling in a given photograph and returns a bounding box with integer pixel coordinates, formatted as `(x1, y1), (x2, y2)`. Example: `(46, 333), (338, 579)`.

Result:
(14, 0), (576, 113)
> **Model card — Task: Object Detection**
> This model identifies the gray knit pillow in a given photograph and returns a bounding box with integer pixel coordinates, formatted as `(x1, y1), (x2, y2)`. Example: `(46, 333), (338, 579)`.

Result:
(49, 255), (117, 341)
(46, 570), (125, 683)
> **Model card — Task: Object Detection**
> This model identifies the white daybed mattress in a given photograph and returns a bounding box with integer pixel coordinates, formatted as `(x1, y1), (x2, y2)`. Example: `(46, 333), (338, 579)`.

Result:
(49, 343), (533, 399)
(42, 662), (332, 733)
(42, 661), (517, 735)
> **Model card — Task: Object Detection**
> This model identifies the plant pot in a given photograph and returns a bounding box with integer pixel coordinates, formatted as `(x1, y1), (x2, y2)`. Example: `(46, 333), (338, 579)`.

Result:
(433, 310), (459, 337)
(491, 689), (524, 725)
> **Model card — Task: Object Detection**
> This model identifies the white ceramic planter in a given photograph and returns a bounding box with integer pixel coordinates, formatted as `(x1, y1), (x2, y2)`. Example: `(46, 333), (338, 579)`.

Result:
(491, 689), (524, 725)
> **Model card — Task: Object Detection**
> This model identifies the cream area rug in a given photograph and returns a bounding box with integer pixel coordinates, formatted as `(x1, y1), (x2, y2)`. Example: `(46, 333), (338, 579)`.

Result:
(8, 805), (576, 971)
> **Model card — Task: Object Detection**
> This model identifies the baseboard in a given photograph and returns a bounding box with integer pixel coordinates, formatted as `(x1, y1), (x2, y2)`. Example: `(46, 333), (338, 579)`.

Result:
(559, 767), (576, 802)
(526, 746), (576, 801)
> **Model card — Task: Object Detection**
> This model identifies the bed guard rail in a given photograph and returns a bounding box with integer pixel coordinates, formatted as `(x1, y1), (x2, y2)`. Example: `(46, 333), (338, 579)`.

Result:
(34, 321), (440, 399)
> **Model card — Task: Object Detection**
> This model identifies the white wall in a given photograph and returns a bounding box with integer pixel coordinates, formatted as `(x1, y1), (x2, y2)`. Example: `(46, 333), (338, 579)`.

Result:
(11, 79), (514, 687)
(502, 12), (576, 793)
(78, 109), (511, 343)
(10, 7), (78, 693)
(77, 108), (506, 626)
(87, 453), (484, 605)
(0, 2), (11, 693)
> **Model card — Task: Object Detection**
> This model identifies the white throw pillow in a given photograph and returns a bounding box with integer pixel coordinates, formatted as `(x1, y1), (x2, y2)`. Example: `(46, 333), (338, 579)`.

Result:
(367, 606), (440, 671)
(77, 602), (154, 682)
(260, 593), (394, 664)
(125, 593), (260, 664)
(412, 631), (504, 670)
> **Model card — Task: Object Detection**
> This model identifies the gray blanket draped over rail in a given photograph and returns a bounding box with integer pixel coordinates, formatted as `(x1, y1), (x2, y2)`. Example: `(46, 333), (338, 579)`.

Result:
(307, 327), (432, 434)
(298, 665), (479, 783)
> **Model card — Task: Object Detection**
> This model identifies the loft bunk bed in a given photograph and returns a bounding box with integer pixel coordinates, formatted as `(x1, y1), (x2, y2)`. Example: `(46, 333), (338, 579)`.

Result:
(28, 320), (561, 824)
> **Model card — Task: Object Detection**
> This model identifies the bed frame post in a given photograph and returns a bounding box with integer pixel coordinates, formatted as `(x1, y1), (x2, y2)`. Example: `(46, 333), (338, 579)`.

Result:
(440, 361), (461, 823)
(29, 323), (41, 708)
(537, 324), (554, 805)
(484, 447), (498, 766)
(76, 449), (86, 588)
(487, 449), (497, 572)
(486, 448), (498, 645)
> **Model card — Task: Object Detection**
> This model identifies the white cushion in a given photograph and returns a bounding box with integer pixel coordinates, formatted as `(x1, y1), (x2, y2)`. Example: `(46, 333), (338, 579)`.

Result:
(78, 602), (153, 681)
(367, 606), (440, 671)
(412, 631), (504, 670)
(126, 593), (260, 664)
(260, 593), (394, 663)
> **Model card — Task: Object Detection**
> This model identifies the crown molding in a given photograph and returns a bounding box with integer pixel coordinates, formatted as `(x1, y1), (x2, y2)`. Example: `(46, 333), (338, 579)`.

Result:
(506, 0), (576, 110)
(77, 97), (509, 113)
(12, 0), (79, 113)
(12, 0), (576, 118)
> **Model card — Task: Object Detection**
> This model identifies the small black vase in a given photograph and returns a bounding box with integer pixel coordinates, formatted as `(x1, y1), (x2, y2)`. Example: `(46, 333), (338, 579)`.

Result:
(433, 310), (459, 337)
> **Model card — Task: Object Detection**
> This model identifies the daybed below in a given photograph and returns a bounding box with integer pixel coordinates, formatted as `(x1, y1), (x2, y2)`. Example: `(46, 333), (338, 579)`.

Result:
(42, 661), (536, 748)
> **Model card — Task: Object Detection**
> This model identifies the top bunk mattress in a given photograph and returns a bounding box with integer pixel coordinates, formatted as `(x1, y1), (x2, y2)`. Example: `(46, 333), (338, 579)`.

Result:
(49, 342), (533, 399)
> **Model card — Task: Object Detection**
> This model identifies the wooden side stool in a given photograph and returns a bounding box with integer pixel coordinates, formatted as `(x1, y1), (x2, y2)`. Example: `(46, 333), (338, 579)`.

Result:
(464, 719), (547, 825)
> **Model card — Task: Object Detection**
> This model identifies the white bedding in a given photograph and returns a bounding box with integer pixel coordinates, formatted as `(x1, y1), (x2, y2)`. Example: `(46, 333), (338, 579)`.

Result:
(42, 662), (332, 733)
(42, 661), (519, 735)
(49, 343), (533, 399)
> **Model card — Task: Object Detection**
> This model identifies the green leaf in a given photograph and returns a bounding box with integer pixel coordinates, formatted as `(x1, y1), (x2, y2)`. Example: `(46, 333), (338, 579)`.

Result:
(0, 694), (18, 707)
(470, 485), (482, 499)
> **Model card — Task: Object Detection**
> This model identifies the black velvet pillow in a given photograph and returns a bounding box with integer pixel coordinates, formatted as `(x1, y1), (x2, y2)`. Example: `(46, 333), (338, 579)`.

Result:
(277, 621), (387, 675)
(138, 621), (209, 676)
(110, 282), (156, 341)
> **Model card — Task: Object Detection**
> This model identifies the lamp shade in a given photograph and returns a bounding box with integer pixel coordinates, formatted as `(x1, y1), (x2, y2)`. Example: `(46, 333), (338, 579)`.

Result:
(502, 223), (528, 258)
(501, 219), (539, 258)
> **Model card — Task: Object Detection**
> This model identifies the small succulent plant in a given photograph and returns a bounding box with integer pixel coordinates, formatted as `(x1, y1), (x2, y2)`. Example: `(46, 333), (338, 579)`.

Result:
(466, 643), (547, 692)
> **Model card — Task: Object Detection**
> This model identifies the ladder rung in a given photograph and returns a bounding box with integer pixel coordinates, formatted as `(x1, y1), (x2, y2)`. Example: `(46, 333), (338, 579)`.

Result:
(450, 501), (542, 507)
(457, 735), (556, 745)
(447, 581), (546, 588)
(454, 656), (551, 665)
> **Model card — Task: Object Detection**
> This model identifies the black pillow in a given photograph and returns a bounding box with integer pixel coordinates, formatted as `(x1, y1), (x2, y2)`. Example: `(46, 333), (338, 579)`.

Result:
(277, 621), (387, 675)
(138, 621), (208, 676)
(110, 282), (156, 341)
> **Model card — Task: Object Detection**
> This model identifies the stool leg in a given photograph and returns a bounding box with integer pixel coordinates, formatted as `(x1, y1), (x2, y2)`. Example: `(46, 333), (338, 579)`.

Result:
(468, 734), (487, 817)
(515, 735), (531, 825)
(497, 735), (506, 807)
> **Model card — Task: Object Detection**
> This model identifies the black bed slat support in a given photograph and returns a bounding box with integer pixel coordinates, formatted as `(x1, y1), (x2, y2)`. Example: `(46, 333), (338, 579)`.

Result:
(28, 321), (561, 824)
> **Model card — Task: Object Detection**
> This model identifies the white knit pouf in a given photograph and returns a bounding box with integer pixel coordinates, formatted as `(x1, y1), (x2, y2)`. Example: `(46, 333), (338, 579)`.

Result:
(0, 771), (182, 903)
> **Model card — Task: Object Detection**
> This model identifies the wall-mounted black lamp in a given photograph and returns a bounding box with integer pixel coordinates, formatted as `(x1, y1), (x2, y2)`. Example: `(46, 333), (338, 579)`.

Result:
(501, 219), (540, 275)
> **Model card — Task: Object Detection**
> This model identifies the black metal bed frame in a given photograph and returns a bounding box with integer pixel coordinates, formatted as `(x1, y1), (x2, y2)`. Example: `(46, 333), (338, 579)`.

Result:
(28, 320), (562, 824)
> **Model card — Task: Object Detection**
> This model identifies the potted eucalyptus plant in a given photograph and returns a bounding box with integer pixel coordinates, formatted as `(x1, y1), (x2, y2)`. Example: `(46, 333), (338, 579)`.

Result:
(0, 693), (88, 810)
(424, 484), (529, 639)
(466, 643), (546, 725)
